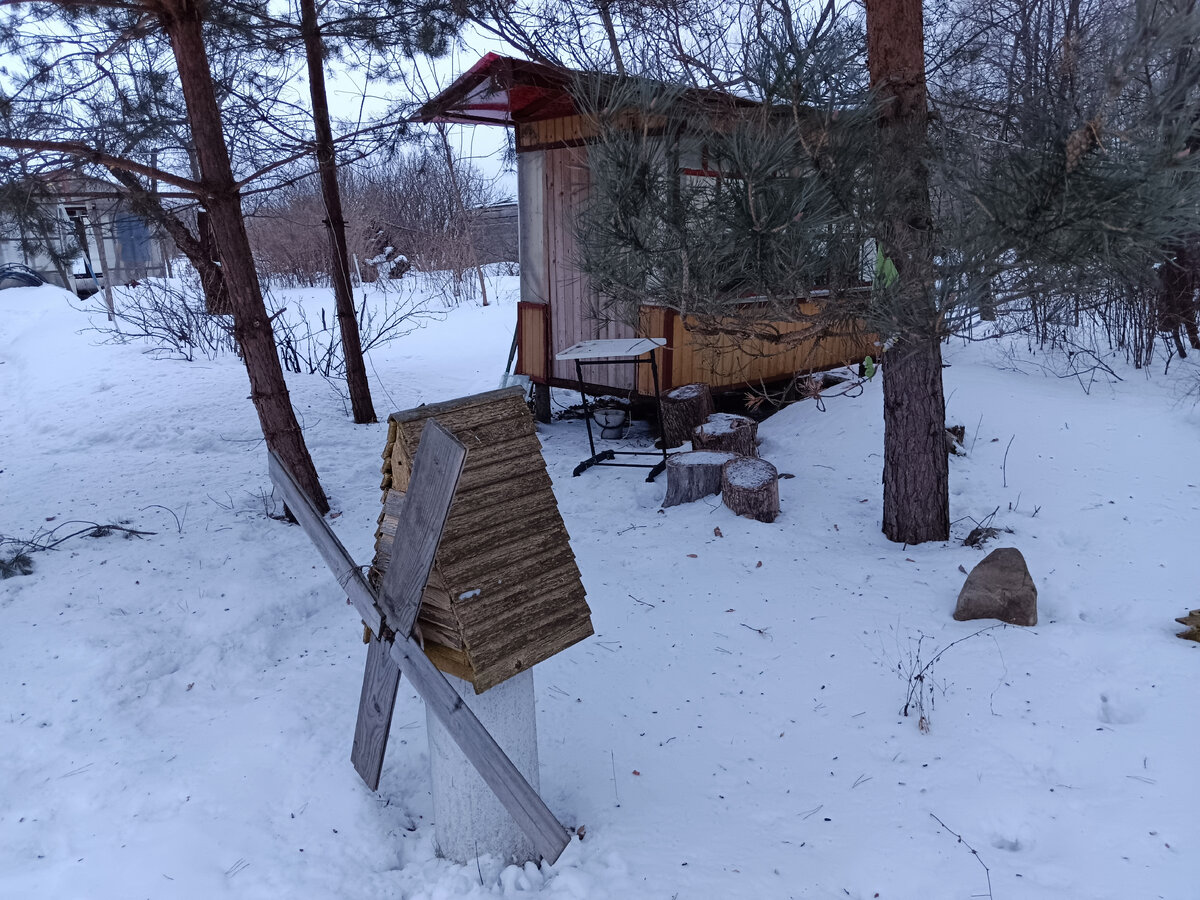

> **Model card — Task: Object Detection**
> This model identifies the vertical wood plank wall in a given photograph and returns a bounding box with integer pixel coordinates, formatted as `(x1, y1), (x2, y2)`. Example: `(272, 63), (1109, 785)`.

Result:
(516, 303), (548, 380)
(544, 144), (635, 392)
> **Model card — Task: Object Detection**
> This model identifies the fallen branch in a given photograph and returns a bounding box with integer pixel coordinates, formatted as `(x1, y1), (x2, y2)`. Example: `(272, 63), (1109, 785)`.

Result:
(929, 812), (993, 900)
(1, 520), (155, 577)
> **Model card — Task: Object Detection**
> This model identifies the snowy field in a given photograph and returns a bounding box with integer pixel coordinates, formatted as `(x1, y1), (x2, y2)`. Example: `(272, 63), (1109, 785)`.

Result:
(1, 277), (1196, 900)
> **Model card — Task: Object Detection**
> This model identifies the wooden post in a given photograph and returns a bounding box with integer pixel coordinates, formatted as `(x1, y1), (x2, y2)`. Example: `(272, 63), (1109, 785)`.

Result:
(533, 383), (552, 424)
(427, 669), (540, 864)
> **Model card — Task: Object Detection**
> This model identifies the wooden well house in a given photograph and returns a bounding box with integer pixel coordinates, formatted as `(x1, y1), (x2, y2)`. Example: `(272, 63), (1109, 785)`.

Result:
(418, 54), (876, 402)
(371, 386), (593, 693)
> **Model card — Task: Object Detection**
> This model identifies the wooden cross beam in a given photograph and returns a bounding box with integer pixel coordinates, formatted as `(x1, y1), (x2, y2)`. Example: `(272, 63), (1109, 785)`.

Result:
(267, 421), (569, 864)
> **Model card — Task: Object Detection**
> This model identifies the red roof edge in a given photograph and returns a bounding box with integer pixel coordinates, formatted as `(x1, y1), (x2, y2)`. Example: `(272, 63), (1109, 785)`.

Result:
(415, 54), (574, 127)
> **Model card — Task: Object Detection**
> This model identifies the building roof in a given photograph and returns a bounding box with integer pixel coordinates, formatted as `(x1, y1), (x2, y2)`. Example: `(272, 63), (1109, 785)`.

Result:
(416, 52), (757, 128)
(417, 53), (579, 126)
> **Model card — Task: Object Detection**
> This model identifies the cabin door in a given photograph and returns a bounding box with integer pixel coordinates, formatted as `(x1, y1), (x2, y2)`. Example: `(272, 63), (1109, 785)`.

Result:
(544, 145), (636, 393)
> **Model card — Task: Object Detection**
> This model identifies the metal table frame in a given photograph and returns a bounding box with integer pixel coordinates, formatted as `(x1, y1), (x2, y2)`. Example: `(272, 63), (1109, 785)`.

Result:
(554, 338), (670, 482)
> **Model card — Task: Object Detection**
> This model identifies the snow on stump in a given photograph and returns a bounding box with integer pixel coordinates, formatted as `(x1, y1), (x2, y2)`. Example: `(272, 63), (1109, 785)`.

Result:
(693, 412), (759, 457)
(721, 456), (780, 523)
(661, 382), (714, 449)
(954, 547), (1038, 626)
(662, 450), (739, 508)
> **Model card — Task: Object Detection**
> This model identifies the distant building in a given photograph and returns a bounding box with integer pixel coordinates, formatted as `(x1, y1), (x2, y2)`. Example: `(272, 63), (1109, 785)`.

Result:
(0, 172), (171, 294)
(468, 202), (519, 265)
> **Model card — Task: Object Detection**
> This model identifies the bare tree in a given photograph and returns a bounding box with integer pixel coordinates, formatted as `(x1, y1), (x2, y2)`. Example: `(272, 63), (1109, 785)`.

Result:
(1, 0), (331, 512)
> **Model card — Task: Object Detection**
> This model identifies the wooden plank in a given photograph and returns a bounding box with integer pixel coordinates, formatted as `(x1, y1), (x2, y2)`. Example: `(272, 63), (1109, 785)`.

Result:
(438, 506), (568, 561)
(350, 633), (402, 790)
(438, 535), (578, 590)
(389, 634), (570, 864)
(467, 619), (596, 694)
(517, 303), (548, 379)
(268, 451), (383, 636)
(424, 643), (475, 682)
(390, 419), (534, 482)
(389, 386), (525, 425)
(378, 419), (468, 643)
(434, 421), (542, 460)
(414, 618), (463, 650)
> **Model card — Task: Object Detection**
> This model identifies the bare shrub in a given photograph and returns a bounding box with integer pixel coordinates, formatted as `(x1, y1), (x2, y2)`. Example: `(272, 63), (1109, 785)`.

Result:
(77, 267), (431, 375)
(245, 146), (506, 303)
(268, 281), (433, 377)
(75, 273), (238, 361)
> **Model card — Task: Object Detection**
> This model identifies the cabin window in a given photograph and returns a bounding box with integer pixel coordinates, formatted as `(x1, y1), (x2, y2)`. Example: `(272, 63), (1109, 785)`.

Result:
(115, 215), (152, 264)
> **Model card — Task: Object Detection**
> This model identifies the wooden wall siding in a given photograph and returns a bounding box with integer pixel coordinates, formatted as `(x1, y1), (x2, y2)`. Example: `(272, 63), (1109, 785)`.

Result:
(516, 115), (593, 152)
(371, 387), (593, 693)
(516, 302), (549, 381)
(544, 145), (636, 392)
(636, 304), (875, 394)
(515, 112), (669, 154)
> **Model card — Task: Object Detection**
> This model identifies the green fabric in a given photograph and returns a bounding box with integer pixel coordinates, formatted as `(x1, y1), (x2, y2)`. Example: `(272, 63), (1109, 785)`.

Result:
(874, 247), (898, 288)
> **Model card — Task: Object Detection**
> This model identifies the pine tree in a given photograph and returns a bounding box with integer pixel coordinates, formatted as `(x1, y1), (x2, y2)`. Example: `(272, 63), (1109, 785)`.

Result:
(566, 0), (1200, 542)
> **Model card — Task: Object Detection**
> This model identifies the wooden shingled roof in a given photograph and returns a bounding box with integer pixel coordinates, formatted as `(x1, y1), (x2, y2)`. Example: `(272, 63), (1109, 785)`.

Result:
(371, 386), (593, 693)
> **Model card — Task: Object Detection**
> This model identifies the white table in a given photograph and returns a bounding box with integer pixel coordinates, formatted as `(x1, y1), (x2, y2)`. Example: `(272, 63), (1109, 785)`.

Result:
(554, 338), (670, 481)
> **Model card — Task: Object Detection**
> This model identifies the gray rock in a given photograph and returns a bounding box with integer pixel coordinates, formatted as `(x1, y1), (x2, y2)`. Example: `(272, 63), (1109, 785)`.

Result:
(954, 548), (1038, 626)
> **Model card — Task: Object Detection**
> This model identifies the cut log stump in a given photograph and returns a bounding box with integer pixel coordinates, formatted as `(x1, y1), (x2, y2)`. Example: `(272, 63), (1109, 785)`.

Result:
(661, 450), (739, 508)
(661, 382), (714, 449)
(721, 457), (780, 523)
(693, 413), (758, 457)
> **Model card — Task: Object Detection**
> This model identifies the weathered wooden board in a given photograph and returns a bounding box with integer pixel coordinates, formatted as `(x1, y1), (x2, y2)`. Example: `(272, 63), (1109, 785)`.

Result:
(350, 634), (401, 790)
(378, 420), (467, 639)
(348, 421), (467, 789)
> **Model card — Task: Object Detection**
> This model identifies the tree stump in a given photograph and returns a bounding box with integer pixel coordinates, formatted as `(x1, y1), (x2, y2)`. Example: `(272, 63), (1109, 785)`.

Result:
(661, 382), (714, 448)
(693, 413), (758, 457)
(721, 457), (780, 523)
(661, 450), (739, 508)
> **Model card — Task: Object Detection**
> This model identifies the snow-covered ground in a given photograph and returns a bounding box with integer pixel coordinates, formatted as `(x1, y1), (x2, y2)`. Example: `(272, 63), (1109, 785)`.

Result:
(1, 277), (1196, 900)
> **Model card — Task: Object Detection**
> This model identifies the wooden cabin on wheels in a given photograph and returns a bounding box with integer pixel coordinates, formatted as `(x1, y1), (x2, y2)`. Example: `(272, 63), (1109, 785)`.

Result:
(418, 54), (875, 416)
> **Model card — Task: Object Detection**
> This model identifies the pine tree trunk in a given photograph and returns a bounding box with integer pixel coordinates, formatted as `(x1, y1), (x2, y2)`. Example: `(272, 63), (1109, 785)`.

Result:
(881, 337), (949, 543)
(161, 0), (329, 513)
(867, 0), (949, 543)
(300, 0), (377, 424)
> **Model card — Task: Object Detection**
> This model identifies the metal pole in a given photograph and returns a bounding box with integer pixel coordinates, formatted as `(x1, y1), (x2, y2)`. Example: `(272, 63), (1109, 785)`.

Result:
(576, 359), (597, 458)
(650, 349), (667, 468)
